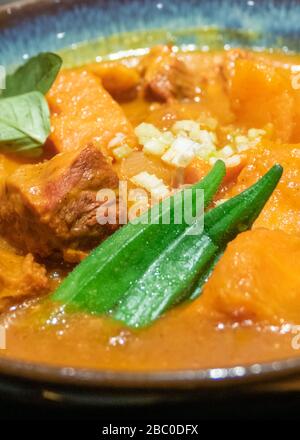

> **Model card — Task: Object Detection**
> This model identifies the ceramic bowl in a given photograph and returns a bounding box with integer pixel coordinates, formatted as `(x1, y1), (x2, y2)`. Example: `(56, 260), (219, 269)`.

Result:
(0, 0), (300, 408)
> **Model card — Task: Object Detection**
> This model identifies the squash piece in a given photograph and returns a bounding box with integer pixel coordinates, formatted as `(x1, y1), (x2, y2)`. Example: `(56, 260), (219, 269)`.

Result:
(201, 229), (300, 325)
(47, 69), (137, 154)
(229, 59), (295, 142)
(291, 83), (300, 142)
(225, 141), (300, 235)
(0, 239), (48, 312)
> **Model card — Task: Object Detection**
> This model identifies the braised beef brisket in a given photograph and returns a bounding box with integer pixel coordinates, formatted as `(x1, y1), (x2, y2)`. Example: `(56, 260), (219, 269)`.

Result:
(0, 145), (119, 262)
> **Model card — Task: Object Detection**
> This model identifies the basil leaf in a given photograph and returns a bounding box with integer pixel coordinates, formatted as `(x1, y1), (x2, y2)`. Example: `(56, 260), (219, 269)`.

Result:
(0, 91), (51, 153)
(2, 52), (62, 98)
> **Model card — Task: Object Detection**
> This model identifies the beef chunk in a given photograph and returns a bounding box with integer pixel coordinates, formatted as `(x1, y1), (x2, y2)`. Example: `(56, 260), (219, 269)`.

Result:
(0, 145), (119, 261)
(0, 243), (48, 312)
(47, 69), (137, 154)
(140, 46), (197, 102)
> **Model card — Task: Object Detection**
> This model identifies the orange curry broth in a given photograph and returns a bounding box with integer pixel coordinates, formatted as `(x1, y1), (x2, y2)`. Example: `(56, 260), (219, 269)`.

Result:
(0, 48), (300, 371)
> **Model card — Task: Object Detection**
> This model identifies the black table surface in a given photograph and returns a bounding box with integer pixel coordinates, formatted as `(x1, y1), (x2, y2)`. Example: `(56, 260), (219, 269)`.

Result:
(1, 389), (300, 420)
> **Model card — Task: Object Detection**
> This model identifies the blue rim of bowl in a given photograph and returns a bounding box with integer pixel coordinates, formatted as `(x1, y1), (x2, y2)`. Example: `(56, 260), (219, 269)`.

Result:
(0, 0), (300, 391)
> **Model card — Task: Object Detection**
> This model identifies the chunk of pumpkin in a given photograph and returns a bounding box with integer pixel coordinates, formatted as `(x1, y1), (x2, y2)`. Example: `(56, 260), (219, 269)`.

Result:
(229, 59), (295, 142)
(225, 141), (300, 235)
(0, 238), (48, 312)
(201, 229), (300, 325)
(291, 82), (300, 142)
(47, 69), (137, 154)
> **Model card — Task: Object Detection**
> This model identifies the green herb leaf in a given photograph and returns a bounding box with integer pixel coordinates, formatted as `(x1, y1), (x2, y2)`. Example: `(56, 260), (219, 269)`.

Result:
(0, 91), (51, 153)
(2, 53), (62, 98)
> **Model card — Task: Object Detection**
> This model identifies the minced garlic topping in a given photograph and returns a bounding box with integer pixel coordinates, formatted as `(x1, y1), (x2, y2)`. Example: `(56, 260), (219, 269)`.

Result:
(134, 120), (266, 168)
(130, 171), (170, 199)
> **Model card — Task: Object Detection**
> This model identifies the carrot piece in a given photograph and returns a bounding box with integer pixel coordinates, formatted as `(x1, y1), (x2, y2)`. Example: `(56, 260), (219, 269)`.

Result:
(184, 157), (211, 184)
(223, 155), (247, 184)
